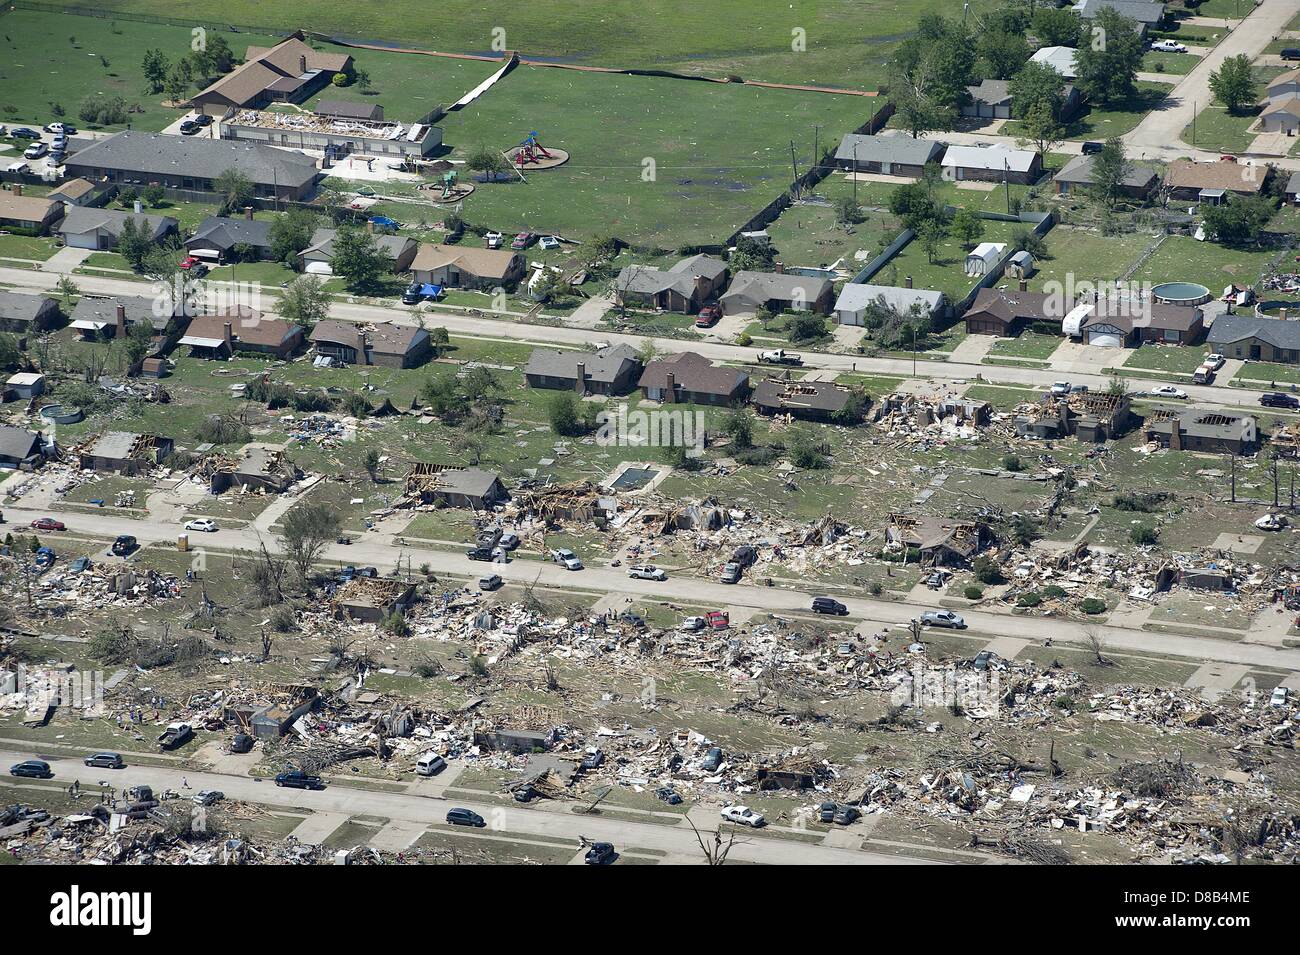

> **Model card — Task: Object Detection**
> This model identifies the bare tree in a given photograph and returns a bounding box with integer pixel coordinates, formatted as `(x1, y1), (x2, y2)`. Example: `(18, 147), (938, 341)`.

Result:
(687, 817), (742, 866)
(279, 502), (342, 587)
(1083, 624), (1111, 666)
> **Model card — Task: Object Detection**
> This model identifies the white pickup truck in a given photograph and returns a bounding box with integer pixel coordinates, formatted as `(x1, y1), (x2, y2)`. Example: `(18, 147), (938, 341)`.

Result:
(758, 349), (802, 365)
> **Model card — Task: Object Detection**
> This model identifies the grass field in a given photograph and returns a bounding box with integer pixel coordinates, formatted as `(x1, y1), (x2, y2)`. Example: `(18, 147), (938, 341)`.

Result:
(1028, 227), (1153, 293)
(1130, 235), (1277, 292)
(1004, 83), (1171, 143)
(1182, 105), (1260, 154)
(25, 0), (1005, 90)
(764, 176), (903, 269)
(436, 64), (873, 248)
(1140, 51), (1198, 76)
(0, 9), (282, 132)
(874, 217), (1022, 301)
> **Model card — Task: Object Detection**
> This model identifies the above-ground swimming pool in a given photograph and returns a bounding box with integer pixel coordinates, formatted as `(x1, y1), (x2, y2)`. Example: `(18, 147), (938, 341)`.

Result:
(1151, 282), (1212, 306)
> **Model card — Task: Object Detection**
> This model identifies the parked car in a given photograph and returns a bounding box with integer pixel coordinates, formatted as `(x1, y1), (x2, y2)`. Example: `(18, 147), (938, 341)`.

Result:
(720, 805), (765, 827)
(178, 255), (209, 275)
(832, 804), (860, 825)
(478, 573), (503, 590)
(9, 759), (53, 779)
(758, 348), (801, 365)
(179, 120), (201, 135)
(1282, 48), (1300, 61)
(921, 610), (967, 629)
(550, 547), (583, 570)
(401, 282), (442, 305)
(584, 841), (616, 865)
(694, 303), (722, 328)
(184, 518), (217, 533)
(719, 562), (742, 584)
(498, 532), (520, 550)
(818, 800), (839, 823)
(48, 148), (66, 165)
(1205, 354), (1225, 370)
(1150, 39), (1186, 53)
(44, 122), (76, 134)
(31, 517), (66, 531)
(701, 746), (724, 772)
(110, 535), (138, 556)
(580, 749), (605, 770)
(466, 546), (506, 562)
(619, 610), (647, 629)
(23, 142), (47, 159)
(628, 564), (667, 581)
(1080, 140), (1105, 155)
(485, 231), (504, 249)
(811, 596), (848, 616)
(11, 127), (40, 139)
(415, 753), (447, 776)
(1261, 392), (1300, 409)
(83, 752), (125, 769)
(1272, 687), (1291, 708)
(192, 114), (212, 127)
(1150, 384), (1188, 399)
(1049, 380), (1071, 396)
(230, 733), (254, 754)
(510, 231), (533, 250)
(274, 770), (324, 790)
(445, 807), (486, 827)
(192, 790), (224, 807)
(538, 235), (561, 251)
(655, 786), (683, 805)
(681, 615), (706, 631)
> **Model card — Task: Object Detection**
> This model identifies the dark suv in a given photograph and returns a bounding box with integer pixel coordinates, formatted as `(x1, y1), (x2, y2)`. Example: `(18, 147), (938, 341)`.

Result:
(274, 770), (324, 790)
(812, 596), (848, 615)
(111, 535), (138, 556)
(10, 759), (53, 779)
(446, 807), (485, 827)
(1261, 392), (1299, 410)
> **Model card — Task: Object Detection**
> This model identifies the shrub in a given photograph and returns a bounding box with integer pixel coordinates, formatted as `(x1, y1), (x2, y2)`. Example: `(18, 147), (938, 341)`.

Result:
(869, 581), (884, 596)
(974, 556), (1005, 585)
(1080, 597), (1107, 615)
(1042, 584), (1066, 599)
(964, 585), (984, 600)
(1129, 525), (1158, 545)
(1002, 454), (1023, 472)
(1017, 591), (1043, 608)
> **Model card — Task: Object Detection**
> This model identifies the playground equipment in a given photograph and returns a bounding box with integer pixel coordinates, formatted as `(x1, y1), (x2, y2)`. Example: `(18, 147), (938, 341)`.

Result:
(440, 170), (458, 200)
(506, 131), (569, 170)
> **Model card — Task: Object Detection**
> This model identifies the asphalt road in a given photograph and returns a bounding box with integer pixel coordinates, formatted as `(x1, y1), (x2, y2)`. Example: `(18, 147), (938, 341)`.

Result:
(0, 749), (939, 865)
(8, 503), (1300, 672)
(0, 267), (1288, 417)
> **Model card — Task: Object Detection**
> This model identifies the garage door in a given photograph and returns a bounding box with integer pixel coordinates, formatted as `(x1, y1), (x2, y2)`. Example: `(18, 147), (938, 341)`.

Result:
(65, 232), (97, 250)
(1087, 332), (1122, 348)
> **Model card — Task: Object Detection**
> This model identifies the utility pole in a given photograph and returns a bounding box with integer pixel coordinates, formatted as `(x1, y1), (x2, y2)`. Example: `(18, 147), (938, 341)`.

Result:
(812, 125), (822, 176)
(911, 324), (918, 378)
(789, 140), (800, 200)
(1229, 453), (1236, 502)
(1272, 453), (1280, 508)
(1004, 159), (1011, 214)
(853, 143), (859, 207)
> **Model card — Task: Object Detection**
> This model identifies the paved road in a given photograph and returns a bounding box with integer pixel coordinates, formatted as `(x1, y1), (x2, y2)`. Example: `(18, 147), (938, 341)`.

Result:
(0, 267), (1286, 416)
(10, 503), (1300, 672)
(0, 749), (940, 865)
(1124, 0), (1300, 163)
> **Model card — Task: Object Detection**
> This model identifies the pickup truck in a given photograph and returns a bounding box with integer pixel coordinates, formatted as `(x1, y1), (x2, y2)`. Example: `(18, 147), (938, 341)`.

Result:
(157, 722), (194, 751)
(758, 349), (802, 365)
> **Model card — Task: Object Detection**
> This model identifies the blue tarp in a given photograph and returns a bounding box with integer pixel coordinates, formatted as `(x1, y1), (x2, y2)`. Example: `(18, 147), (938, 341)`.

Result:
(369, 215), (399, 229)
(417, 284), (443, 298)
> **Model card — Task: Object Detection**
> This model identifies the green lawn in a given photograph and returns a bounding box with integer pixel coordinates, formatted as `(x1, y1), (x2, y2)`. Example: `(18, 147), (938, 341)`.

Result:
(1182, 105), (1260, 155)
(1005, 83), (1171, 142)
(764, 176), (903, 270)
(987, 330), (1062, 361)
(1140, 51), (1198, 76)
(1232, 360), (1300, 386)
(1027, 227), (1153, 294)
(1120, 343), (1211, 375)
(0, 9), (283, 132)
(27, 0), (1006, 91)
(1129, 235), (1275, 293)
(874, 217), (1023, 301)
(0, 233), (60, 261)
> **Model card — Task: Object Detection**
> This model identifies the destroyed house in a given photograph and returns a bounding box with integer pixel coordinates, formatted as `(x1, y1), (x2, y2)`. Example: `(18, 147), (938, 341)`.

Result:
(223, 685), (319, 740)
(1017, 392), (1133, 443)
(1144, 410), (1258, 455)
(404, 464), (507, 510)
(208, 447), (301, 494)
(638, 352), (750, 406)
(0, 425), (44, 469)
(475, 728), (550, 754)
(333, 577), (416, 624)
(508, 480), (615, 526)
(962, 288), (1053, 336)
(77, 431), (174, 476)
(524, 344), (642, 395)
(885, 513), (994, 566)
(613, 254), (729, 313)
(0, 290), (60, 334)
(751, 378), (856, 422)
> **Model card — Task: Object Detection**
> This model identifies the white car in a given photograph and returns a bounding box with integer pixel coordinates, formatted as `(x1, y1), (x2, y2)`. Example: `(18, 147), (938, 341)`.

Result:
(191, 789), (224, 807)
(1205, 354), (1225, 370)
(628, 564), (667, 581)
(184, 518), (218, 533)
(1049, 381), (1071, 396)
(1150, 385), (1188, 399)
(720, 805), (766, 828)
(538, 235), (561, 251)
(485, 231), (504, 249)
(550, 548), (583, 571)
(681, 616), (706, 631)
(1150, 39), (1187, 53)
(1271, 687), (1291, 708)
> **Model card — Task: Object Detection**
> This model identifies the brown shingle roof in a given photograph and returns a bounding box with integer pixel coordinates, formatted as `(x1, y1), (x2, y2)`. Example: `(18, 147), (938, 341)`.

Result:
(637, 352), (749, 398)
(1164, 159), (1265, 194)
(184, 310), (301, 349)
(0, 193), (59, 224)
(411, 243), (521, 280)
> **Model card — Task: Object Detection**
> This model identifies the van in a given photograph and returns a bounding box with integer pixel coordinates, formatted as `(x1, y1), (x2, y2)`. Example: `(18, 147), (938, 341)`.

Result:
(1282, 48), (1300, 61)
(415, 752), (447, 776)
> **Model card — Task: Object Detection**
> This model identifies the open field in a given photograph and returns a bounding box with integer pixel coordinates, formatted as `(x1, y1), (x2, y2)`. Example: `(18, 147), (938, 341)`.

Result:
(874, 217), (1023, 302)
(1130, 236), (1279, 293)
(1182, 105), (1261, 155)
(1027, 227), (1154, 293)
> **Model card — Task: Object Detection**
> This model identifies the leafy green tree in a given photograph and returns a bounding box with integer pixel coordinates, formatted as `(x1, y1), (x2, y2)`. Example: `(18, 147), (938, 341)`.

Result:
(214, 168), (254, 215)
(1201, 194), (1276, 245)
(269, 207), (319, 264)
(1074, 7), (1144, 107)
(917, 217), (947, 264)
(329, 225), (393, 293)
(978, 29), (1032, 81)
(730, 235), (776, 271)
(163, 57), (194, 105)
(1017, 101), (1065, 157)
(547, 391), (597, 436)
(279, 503), (342, 584)
(1009, 61), (1066, 120)
(950, 209), (985, 249)
(141, 49), (169, 95)
(467, 146), (510, 181)
(279, 275), (330, 328)
(1089, 137), (1133, 208)
(116, 217), (152, 271)
(1032, 7), (1084, 47)
(1208, 54), (1257, 114)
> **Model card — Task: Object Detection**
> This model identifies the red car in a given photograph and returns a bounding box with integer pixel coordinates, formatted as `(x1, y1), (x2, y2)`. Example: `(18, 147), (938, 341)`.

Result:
(510, 232), (533, 250)
(179, 255), (208, 275)
(695, 303), (722, 328)
(31, 517), (66, 531)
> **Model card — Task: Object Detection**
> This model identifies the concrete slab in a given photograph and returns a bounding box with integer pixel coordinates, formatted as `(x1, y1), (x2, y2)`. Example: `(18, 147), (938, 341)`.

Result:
(1242, 604), (1296, 648)
(947, 334), (997, 365)
(821, 828), (864, 849)
(287, 811), (349, 846)
(1210, 532), (1264, 554)
(368, 820), (426, 852)
(404, 758), (466, 796)
(981, 636), (1030, 660)
(1184, 662), (1250, 701)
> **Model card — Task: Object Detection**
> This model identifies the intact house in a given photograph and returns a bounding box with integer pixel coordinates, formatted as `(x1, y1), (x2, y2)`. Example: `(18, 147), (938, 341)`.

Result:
(1287, 171), (1300, 205)
(0, 425), (44, 470)
(1075, 0), (1166, 35)
(884, 512), (995, 567)
(638, 352), (751, 406)
(56, 207), (177, 252)
(833, 134), (944, 178)
(834, 284), (948, 327)
(1029, 46), (1078, 80)
(186, 214), (276, 263)
(0, 291), (60, 335)
(1207, 314), (1300, 364)
(524, 344), (643, 396)
(190, 35), (353, 116)
(1066, 295), (1204, 347)
(46, 178), (106, 207)
(309, 319), (430, 368)
(1163, 159), (1268, 203)
(409, 243), (526, 291)
(301, 228), (417, 275)
(315, 100), (384, 121)
(752, 378), (857, 423)
(962, 287), (1054, 336)
(1144, 409), (1258, 455)
(719, 270), (833, 316)
(177, 309), (304, 359)
(76, 431), (174, 475)
(403, 463), (508, 510)
(612, 254), (729, 314)
(942, 143), (1041, 185)
(1053, 154), (1159, 199)
(1260, 98), (1300, 135)
(64, 131), (321, 203)
(68, 296), (183, 340)
(0, 188), (63, 235)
